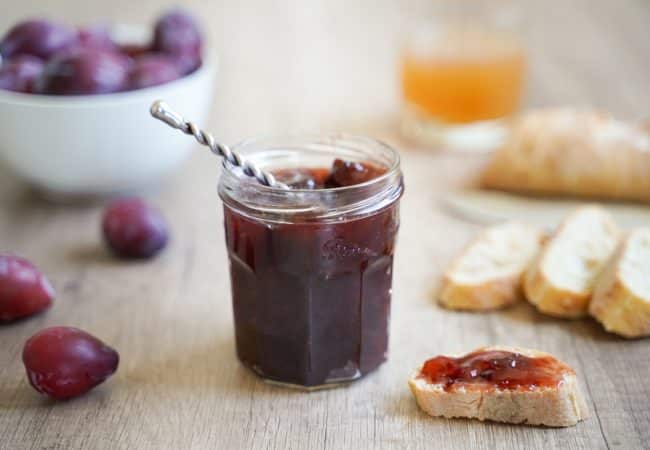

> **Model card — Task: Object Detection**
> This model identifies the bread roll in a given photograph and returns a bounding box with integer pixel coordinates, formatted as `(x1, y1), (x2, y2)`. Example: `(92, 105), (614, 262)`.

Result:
(482, 108), (650, 203)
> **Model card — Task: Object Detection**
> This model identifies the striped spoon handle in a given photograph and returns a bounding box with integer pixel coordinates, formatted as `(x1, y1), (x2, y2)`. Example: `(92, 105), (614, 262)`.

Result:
(150, 100), (287, 189)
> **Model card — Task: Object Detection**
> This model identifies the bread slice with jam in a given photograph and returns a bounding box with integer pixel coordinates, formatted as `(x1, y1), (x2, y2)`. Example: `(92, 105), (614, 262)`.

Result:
(408, 346), (588, 427)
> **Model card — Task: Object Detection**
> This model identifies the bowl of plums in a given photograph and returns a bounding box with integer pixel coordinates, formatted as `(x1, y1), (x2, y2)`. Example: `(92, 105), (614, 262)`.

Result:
(0, 9), (215, 198)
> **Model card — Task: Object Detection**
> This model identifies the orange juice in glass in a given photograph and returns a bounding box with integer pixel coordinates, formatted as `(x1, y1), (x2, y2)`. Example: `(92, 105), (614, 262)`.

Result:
(401, 2), (525, 151)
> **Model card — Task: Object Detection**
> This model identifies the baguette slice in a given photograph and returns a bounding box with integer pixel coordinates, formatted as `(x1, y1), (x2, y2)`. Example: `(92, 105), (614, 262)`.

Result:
(481, 108), (650, 203)
(439, 222), (545, 311)
(589, 228), (650, 338)
(524, 206), (620, 318)
(408, 346), (588, 427)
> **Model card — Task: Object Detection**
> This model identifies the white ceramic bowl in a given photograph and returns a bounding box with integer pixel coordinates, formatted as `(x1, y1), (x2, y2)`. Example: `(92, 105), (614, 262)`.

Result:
(0, 25), (215, 197)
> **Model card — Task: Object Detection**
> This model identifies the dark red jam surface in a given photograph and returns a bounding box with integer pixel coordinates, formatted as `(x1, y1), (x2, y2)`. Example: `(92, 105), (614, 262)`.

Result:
(420, 350), (570, 391)
(273, 159), (387, 189)
(224, 160), (398, 386)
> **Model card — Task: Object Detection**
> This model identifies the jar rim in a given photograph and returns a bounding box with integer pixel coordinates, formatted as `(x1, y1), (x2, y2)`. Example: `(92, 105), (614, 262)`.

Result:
(218, 133), (404, 223)
(225, 133), (401, 194)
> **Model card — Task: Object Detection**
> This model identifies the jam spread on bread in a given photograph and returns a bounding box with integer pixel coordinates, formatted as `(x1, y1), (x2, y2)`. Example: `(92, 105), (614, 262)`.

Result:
(273, 159), (386, 189)
(420, 350), (570, 391)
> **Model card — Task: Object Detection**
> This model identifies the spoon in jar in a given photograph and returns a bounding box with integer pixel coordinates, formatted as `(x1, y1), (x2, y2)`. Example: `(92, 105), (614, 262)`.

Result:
(149, 100), (289, 189)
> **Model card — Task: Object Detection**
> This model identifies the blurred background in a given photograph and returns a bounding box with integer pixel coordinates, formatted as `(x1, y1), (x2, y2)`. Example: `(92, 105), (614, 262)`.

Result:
(2, 0), (648, 144)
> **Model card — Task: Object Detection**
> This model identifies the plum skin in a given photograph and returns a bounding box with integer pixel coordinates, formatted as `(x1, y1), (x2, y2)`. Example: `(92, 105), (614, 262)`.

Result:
(0, 254), (54, 321)
(34, 48), (130, 95)
(0, 55), (44, 93)
(152, 9), (203, 75)
(128, 54), (181, 89)
(23, 326), (119, 400)
(0, 19), (77, 60)
(77, 24), (117, 52)
(102, 197), (169, 259)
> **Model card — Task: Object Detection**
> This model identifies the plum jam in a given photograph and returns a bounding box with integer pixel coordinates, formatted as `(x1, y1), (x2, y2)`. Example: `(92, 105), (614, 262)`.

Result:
(419, 350), (571, 391)
(218, 136), (403, 388)
(273, 159), (387, 189)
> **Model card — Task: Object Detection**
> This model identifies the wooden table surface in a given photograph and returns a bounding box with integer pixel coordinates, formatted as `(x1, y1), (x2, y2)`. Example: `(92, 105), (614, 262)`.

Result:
(1, 1), (649, 449)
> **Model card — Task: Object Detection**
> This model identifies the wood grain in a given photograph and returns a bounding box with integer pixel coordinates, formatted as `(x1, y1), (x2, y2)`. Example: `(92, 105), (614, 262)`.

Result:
(1, 1), (649, 449)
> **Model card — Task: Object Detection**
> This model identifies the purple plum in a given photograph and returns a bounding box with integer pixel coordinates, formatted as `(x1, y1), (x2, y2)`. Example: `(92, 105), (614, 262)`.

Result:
(77, 24), (117, 52)
(152, 9), (202, 74)
(0, 55), (44, 93)
(128, 54), (181, 89)
(0, 19), (77, 60)
(102, 197), (169, 259)
(35, 48), (130, 95)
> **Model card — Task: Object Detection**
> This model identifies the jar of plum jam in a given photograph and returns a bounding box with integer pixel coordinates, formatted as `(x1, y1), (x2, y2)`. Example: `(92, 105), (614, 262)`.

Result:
(218, 135), (403, 389)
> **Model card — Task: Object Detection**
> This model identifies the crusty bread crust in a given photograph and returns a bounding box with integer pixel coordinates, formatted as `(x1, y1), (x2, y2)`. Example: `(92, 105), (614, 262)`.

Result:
(408, 346), (589, 427)
(481, 108), (650, 203)
(523, 206), (620, 318)
(440, 223), (544, 311)
(523, 252), (592, 318)
(590, 230), (650, 338)
(440, 274), (524, 311)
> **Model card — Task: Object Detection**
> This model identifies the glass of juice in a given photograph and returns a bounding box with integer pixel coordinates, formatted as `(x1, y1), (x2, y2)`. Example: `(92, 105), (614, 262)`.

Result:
(401, 0), (526, 152)
(218, 135), (404, 389)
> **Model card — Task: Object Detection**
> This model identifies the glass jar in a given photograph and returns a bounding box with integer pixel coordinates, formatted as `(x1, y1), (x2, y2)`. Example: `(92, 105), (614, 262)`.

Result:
(218, 135), (403, 389)
(401, 0), (526, 152)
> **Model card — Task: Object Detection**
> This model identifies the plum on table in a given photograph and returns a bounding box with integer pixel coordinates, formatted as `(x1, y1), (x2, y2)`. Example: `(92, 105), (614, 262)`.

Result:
(0, 254), (54, 321)
(102, 197), (169, 259)
(23, 327), (119, 400)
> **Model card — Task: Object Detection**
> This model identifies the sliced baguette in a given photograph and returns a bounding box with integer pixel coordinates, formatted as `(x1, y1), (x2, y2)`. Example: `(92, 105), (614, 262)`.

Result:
(523, 206), (620, 318)
(439, 222), (545, 311)
(408, 346), (589, 427)
(589, 228), (650, 338)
